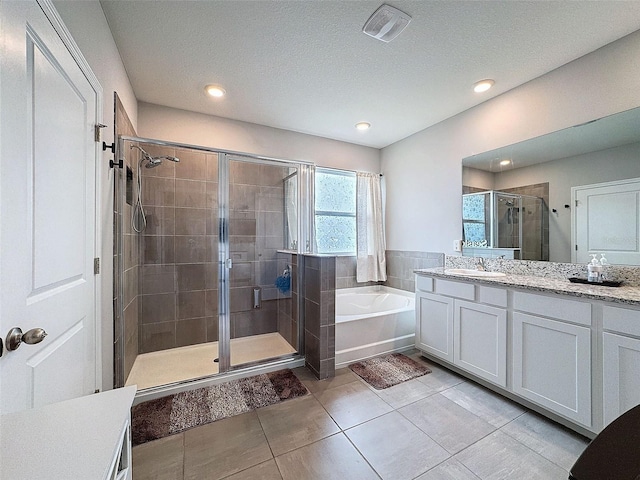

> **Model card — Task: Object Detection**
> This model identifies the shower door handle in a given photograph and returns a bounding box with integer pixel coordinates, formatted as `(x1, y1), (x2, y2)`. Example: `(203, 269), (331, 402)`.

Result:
(225, 258), (233, 269)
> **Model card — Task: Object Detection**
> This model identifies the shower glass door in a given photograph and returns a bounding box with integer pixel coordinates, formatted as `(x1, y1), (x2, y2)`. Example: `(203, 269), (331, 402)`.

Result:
(218, 154), (302, 372)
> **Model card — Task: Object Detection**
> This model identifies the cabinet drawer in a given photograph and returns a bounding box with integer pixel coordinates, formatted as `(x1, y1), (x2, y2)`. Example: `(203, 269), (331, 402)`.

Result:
(435, 279), (475, 300)
(603, 305), (640, 337)
(416, 275), (434, 292)
(513, 291), (591, 326)
(478, 285), (508, 308)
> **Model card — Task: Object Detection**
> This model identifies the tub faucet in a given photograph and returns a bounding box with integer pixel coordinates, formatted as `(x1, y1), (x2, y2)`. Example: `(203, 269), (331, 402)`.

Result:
(476, 257), (486, 271)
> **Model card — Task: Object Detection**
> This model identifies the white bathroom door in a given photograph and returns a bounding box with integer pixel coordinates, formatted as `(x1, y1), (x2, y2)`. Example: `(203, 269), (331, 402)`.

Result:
(0, 0), (101, 414)
(572, 178), (640, 265)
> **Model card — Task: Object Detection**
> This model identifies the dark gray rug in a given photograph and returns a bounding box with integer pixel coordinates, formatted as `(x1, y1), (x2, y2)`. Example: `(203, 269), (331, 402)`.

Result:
(349, 353), (431, 389)
(132, 369), (308, 445)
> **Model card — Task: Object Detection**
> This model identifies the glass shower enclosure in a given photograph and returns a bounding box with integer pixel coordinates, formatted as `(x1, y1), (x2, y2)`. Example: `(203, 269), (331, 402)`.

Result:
(114, 136), (311, 392)
(462, 190), (544, 260)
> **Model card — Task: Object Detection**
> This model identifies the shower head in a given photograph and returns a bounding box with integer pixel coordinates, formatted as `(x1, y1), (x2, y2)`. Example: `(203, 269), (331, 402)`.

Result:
(145, 155), (180, 168)
(130, 144), (180, 168)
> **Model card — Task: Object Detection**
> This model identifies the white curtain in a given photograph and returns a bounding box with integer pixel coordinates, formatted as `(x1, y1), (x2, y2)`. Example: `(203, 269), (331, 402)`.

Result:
(356, 172), (387, 282)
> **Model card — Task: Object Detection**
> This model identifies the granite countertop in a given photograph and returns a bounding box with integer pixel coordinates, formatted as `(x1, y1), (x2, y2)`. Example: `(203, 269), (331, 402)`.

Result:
(415, 267), (640, 307)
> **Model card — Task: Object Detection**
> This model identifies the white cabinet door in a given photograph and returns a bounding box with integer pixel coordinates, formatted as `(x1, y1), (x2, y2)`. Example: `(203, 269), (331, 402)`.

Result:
(602, 332), (640, 427)
(513, 312), (591, 426)
(416, 292), (454, 362)
(454, 300), (507, 387)
(0, 0), (100, 413)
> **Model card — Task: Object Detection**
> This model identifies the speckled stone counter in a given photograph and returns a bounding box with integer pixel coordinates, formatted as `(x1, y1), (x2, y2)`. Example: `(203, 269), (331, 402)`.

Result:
(415, 267), (640, 307)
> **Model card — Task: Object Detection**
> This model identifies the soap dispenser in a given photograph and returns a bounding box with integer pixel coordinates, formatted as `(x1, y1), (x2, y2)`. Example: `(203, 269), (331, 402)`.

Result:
(587, 254), (603, 283)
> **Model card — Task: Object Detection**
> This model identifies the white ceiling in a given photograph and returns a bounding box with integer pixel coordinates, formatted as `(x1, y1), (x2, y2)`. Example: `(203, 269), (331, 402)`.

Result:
(99, 1), (640, 149)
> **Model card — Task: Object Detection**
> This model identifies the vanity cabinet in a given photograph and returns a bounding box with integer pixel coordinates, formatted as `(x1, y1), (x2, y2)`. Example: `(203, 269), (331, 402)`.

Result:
(454, 300), (507, 387)
(512, 312), (592, 426)
(602, 305), (640, 426)
(415, 276), (507, 387)
(511, 292), (592, 427)
(416, 291), (454, 362)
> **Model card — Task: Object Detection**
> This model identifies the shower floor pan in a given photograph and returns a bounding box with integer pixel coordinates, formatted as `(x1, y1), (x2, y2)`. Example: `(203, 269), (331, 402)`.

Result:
(126, 332), (296, 390)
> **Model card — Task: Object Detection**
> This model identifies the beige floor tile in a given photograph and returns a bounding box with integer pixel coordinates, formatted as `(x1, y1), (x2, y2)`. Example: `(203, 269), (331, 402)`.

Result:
(222, 459), (282, 480)
(257, 395), (340, 456)
(132, 434), (184, 480)
(399, 393), (496, 454)
(440, 381), (526, 427)
(370, 375), (439, 409)
(183, 411), (272, 480)
(315, 379), (393, 429)
(415, 458), (481, 480)
(275, 433), (379, 480)
(415, 362), (466, 392)
(294, 366), (359, 395)
(455, 430), (570, 479)
(345, 411), (450, 480)
(500, 412), (589, 471)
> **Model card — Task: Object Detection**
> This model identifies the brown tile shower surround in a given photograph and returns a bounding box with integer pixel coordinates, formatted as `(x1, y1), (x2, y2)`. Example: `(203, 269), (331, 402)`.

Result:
(137, 144), (220, 354)
(302, 255), (336, 380)
(136, 152), (294, 355)
(114, 93), (139, 383)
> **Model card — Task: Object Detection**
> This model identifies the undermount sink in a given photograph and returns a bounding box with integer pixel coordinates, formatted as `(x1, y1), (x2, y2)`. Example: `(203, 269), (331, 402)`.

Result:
(444, 268), (507, 278)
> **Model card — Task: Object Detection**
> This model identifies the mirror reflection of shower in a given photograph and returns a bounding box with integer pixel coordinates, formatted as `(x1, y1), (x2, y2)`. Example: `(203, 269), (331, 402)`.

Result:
(131, 144), (180, 233)
(462, 190), (544, 260)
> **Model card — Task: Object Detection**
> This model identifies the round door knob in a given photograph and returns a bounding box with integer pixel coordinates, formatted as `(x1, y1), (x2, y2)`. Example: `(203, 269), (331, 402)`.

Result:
(5, 327), (48, 352)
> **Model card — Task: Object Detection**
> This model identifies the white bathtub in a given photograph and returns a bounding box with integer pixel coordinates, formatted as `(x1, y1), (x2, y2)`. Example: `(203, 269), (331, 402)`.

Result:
(335, 286), (415, 367)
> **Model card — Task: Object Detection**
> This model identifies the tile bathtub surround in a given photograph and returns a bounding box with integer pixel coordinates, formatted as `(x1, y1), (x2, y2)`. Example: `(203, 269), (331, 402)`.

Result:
(385, 250), (445, 292)
(445, 254), (640, 287)
(133, 354), (589, 480)
(336, 251), (444, 292)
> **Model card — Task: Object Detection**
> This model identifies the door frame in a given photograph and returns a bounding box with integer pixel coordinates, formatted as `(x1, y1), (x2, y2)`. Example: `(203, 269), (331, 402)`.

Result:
(35, 0), (104, 391)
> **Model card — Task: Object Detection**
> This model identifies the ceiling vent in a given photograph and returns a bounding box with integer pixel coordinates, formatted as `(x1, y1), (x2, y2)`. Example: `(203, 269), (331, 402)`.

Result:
(362, 4), (412, 43)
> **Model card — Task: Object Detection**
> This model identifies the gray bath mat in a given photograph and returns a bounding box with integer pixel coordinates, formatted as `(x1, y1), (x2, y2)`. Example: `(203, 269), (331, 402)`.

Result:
(349, 353), (431, 389)
(131, 369), (308, 445)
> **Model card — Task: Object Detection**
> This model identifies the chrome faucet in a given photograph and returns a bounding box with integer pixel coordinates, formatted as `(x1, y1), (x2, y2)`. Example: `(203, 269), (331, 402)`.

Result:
(476, 257), (486, 271)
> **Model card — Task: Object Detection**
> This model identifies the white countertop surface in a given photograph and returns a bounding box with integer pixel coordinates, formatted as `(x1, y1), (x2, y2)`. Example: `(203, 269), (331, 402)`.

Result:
(1, 386), (136, 480)
(416, 267), (640, 306)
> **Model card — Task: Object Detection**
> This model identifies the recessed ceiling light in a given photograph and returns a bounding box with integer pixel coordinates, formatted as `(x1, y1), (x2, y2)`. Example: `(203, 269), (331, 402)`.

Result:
(205, 84), (226, 98)
(473, 79), (495, 93)
(499, 159), (511, 166)
(355, 122), (371, 131)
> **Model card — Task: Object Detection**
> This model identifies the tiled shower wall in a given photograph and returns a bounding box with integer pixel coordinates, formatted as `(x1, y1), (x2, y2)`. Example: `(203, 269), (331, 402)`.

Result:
(136, 151), (293, 354)
(138, 144), (219, 353)
(114, 94), (139, 384)
(335, 251), (444, 293)
(227, 161), (289, 340)
(277, 252), (297, 349)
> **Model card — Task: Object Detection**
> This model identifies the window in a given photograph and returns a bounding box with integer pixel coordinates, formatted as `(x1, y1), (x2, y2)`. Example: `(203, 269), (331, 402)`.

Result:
(315, 168), (356, 254)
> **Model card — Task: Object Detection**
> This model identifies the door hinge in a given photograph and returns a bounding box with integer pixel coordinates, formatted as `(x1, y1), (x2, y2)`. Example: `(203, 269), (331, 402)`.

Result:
(94, 257), (100, 275)
(575, 244), (578, 251)
(95, 123), (107, 142)
(575, 199), (579, 207)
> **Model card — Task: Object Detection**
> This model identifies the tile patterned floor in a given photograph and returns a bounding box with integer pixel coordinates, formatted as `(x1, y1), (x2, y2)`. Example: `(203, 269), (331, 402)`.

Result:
(132, 352), (589, 480)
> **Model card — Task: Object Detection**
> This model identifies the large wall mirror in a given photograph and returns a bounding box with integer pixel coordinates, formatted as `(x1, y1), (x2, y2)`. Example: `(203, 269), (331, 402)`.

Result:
(462, 107), (640, 266)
